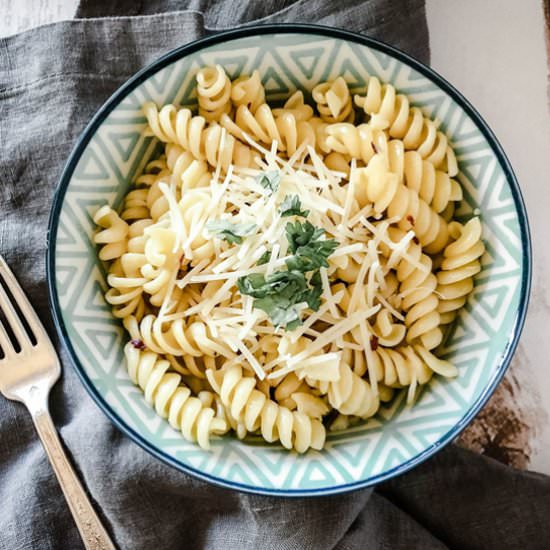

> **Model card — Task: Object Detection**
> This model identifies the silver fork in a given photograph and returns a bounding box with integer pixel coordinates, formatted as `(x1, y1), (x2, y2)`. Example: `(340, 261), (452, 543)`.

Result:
(0, 256), (116, 550)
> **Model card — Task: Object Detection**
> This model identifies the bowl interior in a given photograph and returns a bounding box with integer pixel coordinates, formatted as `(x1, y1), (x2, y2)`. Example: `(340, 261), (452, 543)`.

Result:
(49, 28), (529, 496)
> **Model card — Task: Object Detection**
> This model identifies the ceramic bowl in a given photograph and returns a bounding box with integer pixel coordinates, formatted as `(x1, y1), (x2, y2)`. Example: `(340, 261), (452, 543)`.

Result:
(47, 24), (531, 496)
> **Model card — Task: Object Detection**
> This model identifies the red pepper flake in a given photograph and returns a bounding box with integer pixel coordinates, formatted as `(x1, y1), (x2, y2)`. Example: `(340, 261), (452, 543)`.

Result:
(371, 142), (378, 154)
(130, 339), (146, 351)
(179, 252), (185, 264)
(412, 236), (420, 245)
(370, 335), (379, 351)
(406, 215), (415, 226)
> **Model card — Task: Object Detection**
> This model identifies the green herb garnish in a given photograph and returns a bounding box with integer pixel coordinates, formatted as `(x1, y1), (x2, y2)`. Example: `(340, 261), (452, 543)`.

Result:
(285, 221), (338, 270)
(256, 170), (280, 193)
(238, 220), (338, 330)
(237, 271), (322, 329)
(279, 195), (310, 218)
(206, 220), (257, 245)
(285, 220), (326, 254)
(237, 271), (306, 329)
(257, 249), (271, 265)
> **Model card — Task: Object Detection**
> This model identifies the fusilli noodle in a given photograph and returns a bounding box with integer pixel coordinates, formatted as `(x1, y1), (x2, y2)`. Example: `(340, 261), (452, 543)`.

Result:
(354, 76), (458, 175)
(313, 77), (354, 123)
(206, 364), (326, 453)
(436, 217), (485, 325)
(196, 65), (232, 122)
(125, 343), (228, 449)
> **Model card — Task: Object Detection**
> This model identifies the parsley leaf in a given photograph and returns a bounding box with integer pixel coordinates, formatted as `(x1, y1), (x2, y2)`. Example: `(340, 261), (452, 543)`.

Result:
(285, 221), (326, 254)
(256, 170), (281, 193)
(284, 221), (338, 271)
(237, 270), (309, 329)
(254, 297), (302, 329)
(286, 239), (339, 272)
(206, 220), (257, 244)
(237, 271), (307, 299)
(280, 195), (310, 218)
(297, 282), (323, 311)
(257, 249), (272, 265)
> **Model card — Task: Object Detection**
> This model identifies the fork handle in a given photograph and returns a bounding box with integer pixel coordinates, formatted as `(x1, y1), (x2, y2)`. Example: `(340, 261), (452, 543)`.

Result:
(31, 407), (116, 550)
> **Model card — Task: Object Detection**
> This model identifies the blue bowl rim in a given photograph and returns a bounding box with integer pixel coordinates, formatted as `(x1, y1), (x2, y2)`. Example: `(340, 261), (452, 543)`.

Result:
(46, 23), (532, 497)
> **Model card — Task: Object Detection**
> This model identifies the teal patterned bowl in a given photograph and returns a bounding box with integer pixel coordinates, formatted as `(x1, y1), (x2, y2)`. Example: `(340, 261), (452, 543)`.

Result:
(47, 24), (531, 496)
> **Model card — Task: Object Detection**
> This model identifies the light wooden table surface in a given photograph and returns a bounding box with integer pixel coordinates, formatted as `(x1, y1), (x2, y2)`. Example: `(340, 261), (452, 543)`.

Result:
(2, 0), (550, 474)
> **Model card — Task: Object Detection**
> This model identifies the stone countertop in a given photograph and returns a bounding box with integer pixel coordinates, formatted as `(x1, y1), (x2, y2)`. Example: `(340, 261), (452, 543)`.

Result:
(428, 0), (550, 474)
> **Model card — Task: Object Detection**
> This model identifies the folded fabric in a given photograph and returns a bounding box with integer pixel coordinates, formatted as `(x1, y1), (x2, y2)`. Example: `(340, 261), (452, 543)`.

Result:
(0, 1), (548, 548)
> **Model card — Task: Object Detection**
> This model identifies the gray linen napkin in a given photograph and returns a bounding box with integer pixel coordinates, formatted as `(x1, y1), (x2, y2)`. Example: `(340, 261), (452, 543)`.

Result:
(1, 1), (549, 549)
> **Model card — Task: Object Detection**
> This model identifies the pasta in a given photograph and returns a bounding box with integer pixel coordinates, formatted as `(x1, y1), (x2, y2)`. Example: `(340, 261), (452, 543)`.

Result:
(354, 76), (458, 175)
(125, 343), (228, 449)
(436, 218), (485, 325)
(352, 156), (450, 253)
(206, 364), (326, 452)
(94, 66), (484, 452)
(143, 102), (256, 172)
(220, 102), (316, 157)
(93, 205), (128, 261)
(312, 77), (354, 123)
(196, 64), (232, 122)
(230, 70), (265, 112)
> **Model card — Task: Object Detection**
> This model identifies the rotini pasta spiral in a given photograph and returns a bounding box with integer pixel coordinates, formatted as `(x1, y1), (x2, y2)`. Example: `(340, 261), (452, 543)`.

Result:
(177, 188), (217, 264)
(93, 205), (129, 261)
(354, 76), (457, 175)
(436, 217), (485, 325)
(312, 77), (354, 123)
(127, 219), (153, 254)
(138, 226), (180, 307)
(134, 155), (170, 186)
(323, 122), (390, 165)
(221, 103), (317, 157)
(331, 254), (363, 284)
(143, 102), (256, 171)
(270, 372), (329, 419)
(221, 103), (282, 148)
(365, 344), (457, 403)
(206, 364), (326, 453)
(124, 314), (234, 360)
(104, 254), (147, 319)
(196, 65), (232, 122)
(354, 155), (449, 253)
(274, 112), (316, 157)
(125, 343), (227, 449)
(307, 362), (379, 418)
(145, 181), (169, 222)
(307, 117), (331, 154)
(272, 372), (309, 409)
(165, 144), (212, 192)
(127, 156), (171, 222)
(384, 226), (443, 350)
(372, 308), (407, 347)
(403, 150), (463, 213)
(230, 70), (266, 113)
(121, 188), (150, 222)
(273, 91), (314, 121)
(324, 151), (352, 176)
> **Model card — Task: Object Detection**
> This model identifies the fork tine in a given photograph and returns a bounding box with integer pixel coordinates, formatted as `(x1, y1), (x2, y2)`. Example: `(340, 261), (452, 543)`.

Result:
(0, 320), (15, 358)
(0, 256), (46, 346)
(0, 278), (34, 349)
